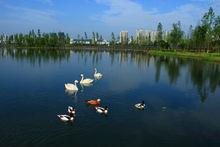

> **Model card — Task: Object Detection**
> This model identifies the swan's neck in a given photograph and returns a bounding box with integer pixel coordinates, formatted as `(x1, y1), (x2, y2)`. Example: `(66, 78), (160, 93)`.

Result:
(74, 82), (77, 86)
(95, 69), (97, 74)
(80, 76), (84, 82)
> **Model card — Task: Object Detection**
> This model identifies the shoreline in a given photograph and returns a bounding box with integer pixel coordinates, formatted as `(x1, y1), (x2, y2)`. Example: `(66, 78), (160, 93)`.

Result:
(2, 47), (220, 62)
(148, 50), (220, 62)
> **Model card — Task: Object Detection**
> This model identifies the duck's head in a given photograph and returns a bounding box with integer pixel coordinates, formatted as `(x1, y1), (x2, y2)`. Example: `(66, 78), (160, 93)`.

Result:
(97, 99), (101, 102)
(69, 106), (74, 111)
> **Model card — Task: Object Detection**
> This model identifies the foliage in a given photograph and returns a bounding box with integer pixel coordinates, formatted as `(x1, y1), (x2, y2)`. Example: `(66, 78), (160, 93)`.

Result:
(0, 29), (70, 48)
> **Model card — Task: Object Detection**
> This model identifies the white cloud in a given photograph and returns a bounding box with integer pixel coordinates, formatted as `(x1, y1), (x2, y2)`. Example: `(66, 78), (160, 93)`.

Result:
(94, 0), (219, 32)
(6, 6), (56, 23)
(0, 5), (60, 33)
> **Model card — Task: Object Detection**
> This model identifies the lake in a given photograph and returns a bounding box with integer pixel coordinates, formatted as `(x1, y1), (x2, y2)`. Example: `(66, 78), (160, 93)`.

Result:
(0, 49), (220, 147)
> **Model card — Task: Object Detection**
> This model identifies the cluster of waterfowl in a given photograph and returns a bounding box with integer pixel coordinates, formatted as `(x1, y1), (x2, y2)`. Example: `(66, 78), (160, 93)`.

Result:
(58, 68), (145, 122)
(86, 98), (108, 114)
(64, 68), (102, 91)
(57, 106), (76, 122)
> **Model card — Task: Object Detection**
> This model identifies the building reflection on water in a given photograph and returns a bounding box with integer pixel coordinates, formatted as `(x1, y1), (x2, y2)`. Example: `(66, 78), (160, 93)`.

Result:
(0, 48), (220, 102)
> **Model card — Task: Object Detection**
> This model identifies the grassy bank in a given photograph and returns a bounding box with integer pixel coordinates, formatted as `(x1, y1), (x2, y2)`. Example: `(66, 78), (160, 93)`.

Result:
(148, 50), (220, 62)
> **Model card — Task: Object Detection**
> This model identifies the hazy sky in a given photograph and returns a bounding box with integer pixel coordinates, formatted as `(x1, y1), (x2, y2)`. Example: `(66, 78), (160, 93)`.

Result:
(0, 0), (219, 38)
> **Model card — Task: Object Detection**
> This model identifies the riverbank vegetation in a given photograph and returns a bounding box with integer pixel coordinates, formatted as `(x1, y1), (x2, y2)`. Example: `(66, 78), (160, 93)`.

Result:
(0, 7), (220, 53)
(148, 50), (220, 62)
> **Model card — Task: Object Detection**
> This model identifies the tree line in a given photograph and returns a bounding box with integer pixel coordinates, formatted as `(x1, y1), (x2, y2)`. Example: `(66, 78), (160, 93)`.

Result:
(0, 7), (220, 52)
(129, 7), (220, 52)
(0, 29), (70, 48)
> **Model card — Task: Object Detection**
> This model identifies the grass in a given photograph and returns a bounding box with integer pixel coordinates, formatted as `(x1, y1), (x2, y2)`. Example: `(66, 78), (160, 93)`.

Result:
(148, 50), (220, 62)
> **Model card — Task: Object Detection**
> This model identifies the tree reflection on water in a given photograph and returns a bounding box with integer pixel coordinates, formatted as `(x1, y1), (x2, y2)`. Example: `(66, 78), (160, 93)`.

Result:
(1, 49), (219, 102)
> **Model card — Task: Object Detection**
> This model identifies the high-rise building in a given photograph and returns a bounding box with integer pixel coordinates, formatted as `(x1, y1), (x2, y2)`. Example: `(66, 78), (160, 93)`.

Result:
(119, 31), (128, 45)
(136, 29), (147, 44)
(136, 29), (169, 43)
(162, 31), (169, 41)
(136, 29), (147, 39)
(150, 31), (157, 42)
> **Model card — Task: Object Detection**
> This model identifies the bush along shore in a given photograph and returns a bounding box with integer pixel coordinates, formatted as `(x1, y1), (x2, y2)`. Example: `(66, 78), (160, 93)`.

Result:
(148, 50), (220, 62)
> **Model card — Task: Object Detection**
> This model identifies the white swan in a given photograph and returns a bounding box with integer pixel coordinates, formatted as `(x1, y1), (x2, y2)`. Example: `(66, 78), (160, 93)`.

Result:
(95, 106), (108, 114)
(57, 115), (74, 122)
(80, 74), (94, 84)
(135, 101), (145, 110)
(94, 68), (103, 79)
(65, 80), (78, 91)
(65, 89), (78, 96)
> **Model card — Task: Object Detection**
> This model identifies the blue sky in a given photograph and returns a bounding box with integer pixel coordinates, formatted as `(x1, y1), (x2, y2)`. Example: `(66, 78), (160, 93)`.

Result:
(0, 0), (219, 38)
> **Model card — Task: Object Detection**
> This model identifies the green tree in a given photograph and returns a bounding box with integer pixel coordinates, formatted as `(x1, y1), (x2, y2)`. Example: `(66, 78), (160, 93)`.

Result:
(92, 32), (96, 45)
(168, 21), (184, 50)
(37, 29), (41, 38)
(65, 33), (70, 45)
(100, 35), (103, 41)
(84, 32), (88, 40)
(202, 7), (215, 51)
(156, 22), (164, 49)
(130, 36), (134, 45)
(147, 33), (152, 46)
(96, 32), (99, 41)
(111, 32), (116, 45)
(156, 22), (163, 42)
(213, 16), (220, 51)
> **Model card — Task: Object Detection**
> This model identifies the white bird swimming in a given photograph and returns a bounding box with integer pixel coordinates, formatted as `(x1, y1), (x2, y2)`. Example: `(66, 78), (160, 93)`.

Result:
(58, 106), (75, 122)
(94, 68), (103, 79)
(57, 115), (74, 122)
(134, 101), (145, 110)
(95, 106), (108, 114)
(68, 106), (76, 116)
(80, 74), (94, 84)
(65, 80), (78, 91)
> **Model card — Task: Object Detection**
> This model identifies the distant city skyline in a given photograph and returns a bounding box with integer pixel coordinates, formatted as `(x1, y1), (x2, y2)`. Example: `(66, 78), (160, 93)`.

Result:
(0, 0), (219, 39)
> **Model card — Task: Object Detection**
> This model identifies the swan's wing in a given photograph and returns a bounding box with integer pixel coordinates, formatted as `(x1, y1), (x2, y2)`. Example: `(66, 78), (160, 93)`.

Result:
(84, 79), (94, 82)
(66, 84), (74, 87)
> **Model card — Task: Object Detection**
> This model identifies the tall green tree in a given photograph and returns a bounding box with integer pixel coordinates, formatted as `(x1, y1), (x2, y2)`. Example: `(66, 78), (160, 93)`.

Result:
(111, 32), (116, 45)
(96, 32), (99, 41)
(202, 7), (215, 51)
(156, 22), (164, 49)
(100, 35), (103, 41)
(92, 32), (96, 45)
(65, 33), (70, 44)
(130, 36), (134, 45)
(84, 32), (88, 40)
(213, 16), (220, 51)
(192, 25), (206, 51)
(156, 22), (163, 42)
(168, 21), (184, 49)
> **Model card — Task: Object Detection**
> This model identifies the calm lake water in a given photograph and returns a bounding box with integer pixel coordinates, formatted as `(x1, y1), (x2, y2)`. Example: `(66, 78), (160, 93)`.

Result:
(0, 49), (220, 147)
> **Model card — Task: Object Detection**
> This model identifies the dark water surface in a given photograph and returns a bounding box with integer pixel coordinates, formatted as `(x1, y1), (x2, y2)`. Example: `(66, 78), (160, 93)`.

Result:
(0, 49), (220, 147)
